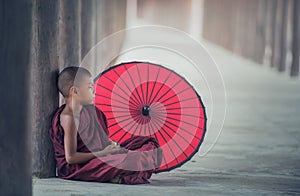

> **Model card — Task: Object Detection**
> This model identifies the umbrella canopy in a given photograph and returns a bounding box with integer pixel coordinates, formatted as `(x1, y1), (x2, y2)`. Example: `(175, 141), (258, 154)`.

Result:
(94, 61), (207, 173)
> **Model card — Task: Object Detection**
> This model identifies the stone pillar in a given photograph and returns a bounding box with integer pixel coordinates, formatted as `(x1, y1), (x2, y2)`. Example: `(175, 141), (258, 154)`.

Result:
(0, 0), (32, 195)
(58, 0), (82, 69)
(31, 0), (59, 178)
(278, 0), (288, 72)
(291, 0), (300, 77)
(81, 0), (97, 75)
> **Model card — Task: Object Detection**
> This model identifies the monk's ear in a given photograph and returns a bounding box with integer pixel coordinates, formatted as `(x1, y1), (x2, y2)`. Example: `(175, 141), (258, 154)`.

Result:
(69, 86), (77, 96)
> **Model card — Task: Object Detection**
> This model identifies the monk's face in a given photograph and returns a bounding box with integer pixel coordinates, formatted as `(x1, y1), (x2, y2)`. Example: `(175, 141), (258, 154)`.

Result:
(74, 75), (95, 105)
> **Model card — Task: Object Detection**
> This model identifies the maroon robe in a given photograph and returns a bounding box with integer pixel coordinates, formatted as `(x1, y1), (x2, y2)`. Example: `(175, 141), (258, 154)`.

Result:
(49, 104), (162, 185)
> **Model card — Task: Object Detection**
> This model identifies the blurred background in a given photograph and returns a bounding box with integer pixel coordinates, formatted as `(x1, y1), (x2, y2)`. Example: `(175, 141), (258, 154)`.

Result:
(49, 0), (300, 77)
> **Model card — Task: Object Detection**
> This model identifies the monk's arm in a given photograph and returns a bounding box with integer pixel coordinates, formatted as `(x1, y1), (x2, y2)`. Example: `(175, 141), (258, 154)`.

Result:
(61, 114), (109, 164)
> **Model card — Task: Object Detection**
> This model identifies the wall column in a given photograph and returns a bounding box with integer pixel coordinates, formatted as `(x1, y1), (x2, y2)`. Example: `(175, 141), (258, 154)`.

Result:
(0, 0), (32, 195)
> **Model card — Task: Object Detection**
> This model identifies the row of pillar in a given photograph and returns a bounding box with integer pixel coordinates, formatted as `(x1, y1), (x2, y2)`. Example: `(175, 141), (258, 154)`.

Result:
(202, 0), (300, 77)
(1, 0), (127, 195)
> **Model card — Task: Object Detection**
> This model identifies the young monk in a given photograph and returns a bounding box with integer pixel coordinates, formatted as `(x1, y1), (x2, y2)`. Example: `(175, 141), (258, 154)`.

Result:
(49, 66), (162, 184)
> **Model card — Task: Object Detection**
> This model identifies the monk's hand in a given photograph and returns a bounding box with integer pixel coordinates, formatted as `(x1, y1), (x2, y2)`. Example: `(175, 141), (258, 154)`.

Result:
(103, 142), (123, 155)
(103, 141), (128, 155)
(111, 140), (119, 147)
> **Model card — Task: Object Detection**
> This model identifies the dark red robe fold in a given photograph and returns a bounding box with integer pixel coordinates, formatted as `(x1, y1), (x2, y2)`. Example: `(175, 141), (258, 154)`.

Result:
(49, 104), (162, 185)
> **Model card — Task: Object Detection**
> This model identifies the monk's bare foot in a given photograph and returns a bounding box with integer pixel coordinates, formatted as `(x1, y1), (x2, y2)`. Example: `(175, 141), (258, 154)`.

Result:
(110, 176), (122, 184)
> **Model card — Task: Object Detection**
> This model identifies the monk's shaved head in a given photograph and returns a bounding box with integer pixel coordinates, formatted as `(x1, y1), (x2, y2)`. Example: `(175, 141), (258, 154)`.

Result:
(58, 66), (92, 97)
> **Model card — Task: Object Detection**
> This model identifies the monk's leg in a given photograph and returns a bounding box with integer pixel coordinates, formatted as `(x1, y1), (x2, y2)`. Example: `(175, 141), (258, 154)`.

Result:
(116, 141), (160, 184)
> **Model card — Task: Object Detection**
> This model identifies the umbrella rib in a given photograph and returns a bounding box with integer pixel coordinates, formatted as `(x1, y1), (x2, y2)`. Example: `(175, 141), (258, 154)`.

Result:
(161, 126), (188, 158)
(155, 78), (183, 104)
(114, 67), (144, 107)
(96, 83), (136, 106)
(148, 118), (154, 135)
(146, 64), (149, 105)
(95, 93), (129, 107)
(114, 66), (141, 104)
(142, 117), (149, 136)
(136, 65), (146, 105)
(152, 115), (196, 151)
(144, 117), (148, 136)
(148, 119), (168, 169)
(163, 97), (197, 107)
(159, 87), (191, 105)
(131, 119), (142, 136)
(164, 115), (203, 130)
(106, 112), (140, 121)
(105, 72), (141, 106)
(151, 108), (165, 114)
(149, 71), (173, 105)
(137, 115), (143, 136)
(150, 119), (172, 168)
(101, 110), (128, 113)
(109, 117), (136, 138)
(155, 117), (196, 151)
(141, 119), (147, 136)
(153, 114), (201, 140)
(151, 118), (180, 164)
(166, 106), (203, 110)
(148, 119), (159, 143)
(95, 103), (128, 110)
(111, 69), (141, 106)
(151, 106), (167, 113)
(149, 103), (161, 110)
(147, 66), (160, 107)
(124, 65), (144, 107)
(116, 120), (137, 143)
(108, 114), (136, 130)
(163, 112), (203, 119)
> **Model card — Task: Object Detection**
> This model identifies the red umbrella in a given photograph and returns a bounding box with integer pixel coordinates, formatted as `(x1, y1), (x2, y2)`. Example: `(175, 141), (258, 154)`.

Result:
(94, 61), (207, 173)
